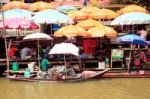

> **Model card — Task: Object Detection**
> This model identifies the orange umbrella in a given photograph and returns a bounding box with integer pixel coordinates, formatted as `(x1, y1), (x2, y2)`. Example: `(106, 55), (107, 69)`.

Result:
(49, 1), (62, 8)
(80, 6), (100, 13)
(88, 26), (105, 37)
(68, 10), (89, 20)
(76, 19), (103, 30)
(104, 26), (117, 38)
(54, 25), (89, 37)
(118, 4), (149, 15)
(88, 26), (117, 38)
(1, 1), (29, 11)
(29, 1), (54, 11)
(90, 8), (118, 20)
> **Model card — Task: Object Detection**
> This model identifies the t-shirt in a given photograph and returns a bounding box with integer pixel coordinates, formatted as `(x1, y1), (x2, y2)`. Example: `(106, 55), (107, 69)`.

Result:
(9, 47), (17, 58)
(20, 47), (32, 59)
(44, 46), (51, 58)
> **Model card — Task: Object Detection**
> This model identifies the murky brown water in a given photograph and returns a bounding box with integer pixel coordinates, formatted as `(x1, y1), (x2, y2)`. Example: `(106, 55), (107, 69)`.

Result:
(0, 77), (150, 99)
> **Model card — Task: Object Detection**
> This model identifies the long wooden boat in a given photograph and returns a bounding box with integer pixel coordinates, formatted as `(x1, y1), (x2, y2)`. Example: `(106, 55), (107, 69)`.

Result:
(102, 70), (150, 78)
(8, 68), (110, 82)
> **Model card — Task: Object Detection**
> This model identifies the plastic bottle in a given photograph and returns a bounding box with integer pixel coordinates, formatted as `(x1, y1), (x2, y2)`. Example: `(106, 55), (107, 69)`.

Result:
(105, 58), (110, 68)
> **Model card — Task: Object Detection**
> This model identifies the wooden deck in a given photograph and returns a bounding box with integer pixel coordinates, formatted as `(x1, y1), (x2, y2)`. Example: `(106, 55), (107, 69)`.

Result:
(0, 58), (98, 67)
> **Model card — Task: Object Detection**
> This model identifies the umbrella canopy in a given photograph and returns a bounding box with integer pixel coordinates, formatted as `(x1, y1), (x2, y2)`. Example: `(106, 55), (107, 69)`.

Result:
(23, 32), (53, 40)
(29, 1), (54, 11)
(89, 8), (118, 20)
(88, 26), (117, 38)
(49, 43), (79, 56)
(1, 9), (32, 19)
(104, 26), (118, 37)
(118, 4), (149, 15)
(68, 10), (88, 20)
(0, 17), (39, 29)
(1, 1), (29, 11)
(88, 26), (105, 37)
(32, 9), (73, 24)
(56, 5), (77, 13)
(76, 19), (103, 30)
(23, 32), (53, 68)
(61, 1), (83, 7)
(49, 1), (62, 8)
(54, 25), (89, 37)
(117, 34), (150, 45)
(80, 6), (100, 13)
(111, 12), (150, 25)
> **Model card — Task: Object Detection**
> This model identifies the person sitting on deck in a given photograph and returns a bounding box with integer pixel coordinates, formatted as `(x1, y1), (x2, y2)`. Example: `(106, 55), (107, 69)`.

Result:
(132, 49), (147, 70)
(44, 45), (51, 59)
(137, 25), (148, 40)
(9, 45), (18, 60)
(20, 46), (32, 60)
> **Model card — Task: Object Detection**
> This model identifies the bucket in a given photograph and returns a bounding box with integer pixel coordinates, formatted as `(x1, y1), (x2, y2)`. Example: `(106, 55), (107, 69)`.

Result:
(12, 62), (19, 71)
(98, 62), (105, 69)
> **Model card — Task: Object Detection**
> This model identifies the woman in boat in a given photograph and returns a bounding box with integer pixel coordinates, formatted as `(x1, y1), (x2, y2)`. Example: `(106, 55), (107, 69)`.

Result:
(64, 62), (77, 78)
(46, 62), (77, 80)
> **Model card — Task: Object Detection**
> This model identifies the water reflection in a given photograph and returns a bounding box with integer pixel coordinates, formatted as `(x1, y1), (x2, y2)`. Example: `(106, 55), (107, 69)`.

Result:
(0, 78), (150, 99)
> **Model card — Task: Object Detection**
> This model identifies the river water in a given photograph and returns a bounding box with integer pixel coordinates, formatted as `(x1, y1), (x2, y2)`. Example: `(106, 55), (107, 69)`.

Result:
(0, 77), (150, 99)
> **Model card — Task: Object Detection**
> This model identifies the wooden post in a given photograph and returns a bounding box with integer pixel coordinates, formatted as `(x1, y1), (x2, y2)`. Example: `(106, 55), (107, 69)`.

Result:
(0, 0), (10, 77)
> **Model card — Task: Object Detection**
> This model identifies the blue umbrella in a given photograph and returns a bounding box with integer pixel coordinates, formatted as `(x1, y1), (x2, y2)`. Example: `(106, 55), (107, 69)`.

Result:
(111, 12), (150, 25)
(117, 34), (150, 45)
(56, 5), (77, 13)
(1, 9), (32, 19)
(32, 9), (73, 24)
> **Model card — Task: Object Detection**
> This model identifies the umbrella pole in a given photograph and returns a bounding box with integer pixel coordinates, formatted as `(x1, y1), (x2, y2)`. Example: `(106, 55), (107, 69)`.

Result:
(127, 45), (133, 72)
(78, 56), (82, 71)
(37, 39), (41, 70)
(64, 54), (66, 65)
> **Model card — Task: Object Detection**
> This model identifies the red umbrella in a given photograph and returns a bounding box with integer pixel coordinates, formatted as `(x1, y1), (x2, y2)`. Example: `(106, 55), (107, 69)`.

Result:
(0, 17), (39, 30)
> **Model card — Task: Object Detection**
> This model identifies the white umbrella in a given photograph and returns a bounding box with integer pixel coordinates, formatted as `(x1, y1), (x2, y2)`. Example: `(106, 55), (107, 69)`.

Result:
(111, 12), (150, 25)
(23, 32), (53, 68)
(49, 43), (79, 56)
(32, 9), (74, 24)
(23, 32), (53, 40)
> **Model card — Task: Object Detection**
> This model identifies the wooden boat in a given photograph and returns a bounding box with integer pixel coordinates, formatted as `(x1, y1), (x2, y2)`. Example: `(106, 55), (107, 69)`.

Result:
(8, 68), (110, 82)
(102, 70), (150, 78)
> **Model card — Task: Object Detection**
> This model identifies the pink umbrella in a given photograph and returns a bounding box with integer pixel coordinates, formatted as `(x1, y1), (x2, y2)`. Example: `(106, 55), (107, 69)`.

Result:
(0, 17), (39, 30)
